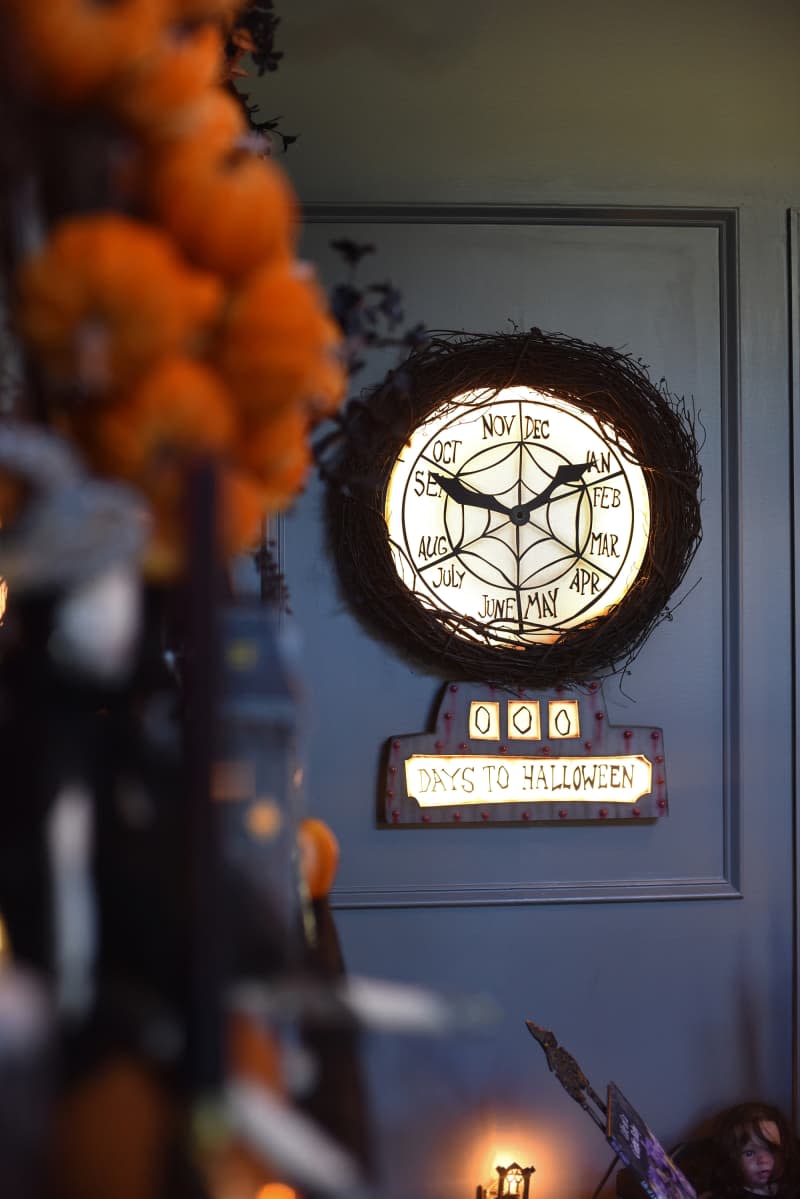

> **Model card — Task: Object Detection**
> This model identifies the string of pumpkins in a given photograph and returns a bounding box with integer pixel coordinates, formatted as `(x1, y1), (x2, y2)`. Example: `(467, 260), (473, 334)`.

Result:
(4, 0), (346, 580)
(2, 5), (347, 1193)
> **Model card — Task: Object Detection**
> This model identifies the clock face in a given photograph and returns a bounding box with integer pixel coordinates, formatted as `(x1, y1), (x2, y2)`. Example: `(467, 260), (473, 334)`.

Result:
(384, 385), (650, 646)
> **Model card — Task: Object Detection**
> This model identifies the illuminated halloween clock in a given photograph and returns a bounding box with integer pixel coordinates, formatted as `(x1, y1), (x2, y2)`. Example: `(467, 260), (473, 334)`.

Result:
(385, 386), (649, 648)
(327, 330), (701, 688)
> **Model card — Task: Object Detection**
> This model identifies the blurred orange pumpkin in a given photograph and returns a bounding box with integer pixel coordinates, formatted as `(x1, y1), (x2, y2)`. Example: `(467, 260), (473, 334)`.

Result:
(93, 356), (239, 579)
(4, 0), (166, 104)
(145, 143), (297, 278)
(168, 0), (244, 20)
(16, 214), (222, 392)
(51, 1056), (175, 1199)
(227, 1009), (284, 1093)
(138, 466), (267, 580)
(112, 21), (223, 134)
(257, 1186), (297, 1199)
(297, 818), (340, 901)
(93, 354), (236, 488)
(143, 474), (273, 579)
(214, 261), (346, 419)
(219, 468), (269, 555)
(237, 414), (312, 514)
(142, 86), (246, 155)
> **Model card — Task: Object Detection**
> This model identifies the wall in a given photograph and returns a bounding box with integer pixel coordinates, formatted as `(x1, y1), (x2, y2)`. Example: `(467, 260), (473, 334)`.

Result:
(244, 4), (800, 1197)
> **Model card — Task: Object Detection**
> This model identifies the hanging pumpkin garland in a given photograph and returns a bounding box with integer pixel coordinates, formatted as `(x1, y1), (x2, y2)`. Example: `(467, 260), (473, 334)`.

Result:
(214, 261), (343, 417)
(3, 0), (167, 104)
(3, 0), (347, 580)
(16, 214), (223, 392)
(112, 21), (225, 134)
(145, 142), (297, 278)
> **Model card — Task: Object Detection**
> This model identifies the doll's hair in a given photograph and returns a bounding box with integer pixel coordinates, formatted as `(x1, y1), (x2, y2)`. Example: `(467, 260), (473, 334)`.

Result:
(710, 1102), (797, 1198)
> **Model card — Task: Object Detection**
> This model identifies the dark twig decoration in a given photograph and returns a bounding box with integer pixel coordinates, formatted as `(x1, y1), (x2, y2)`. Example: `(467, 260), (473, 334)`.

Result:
(525, 1020), (607, 1132)
(224, 1), (299, 151)
(322, 328), (702, 689)
(328, 238), (429, 376)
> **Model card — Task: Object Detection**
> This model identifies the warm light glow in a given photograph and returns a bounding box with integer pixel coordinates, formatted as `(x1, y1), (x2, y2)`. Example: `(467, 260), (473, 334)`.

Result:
(481, 1160), (534, 1199)
(406, 753), (652, 806)
(245, 799), (282, 841)
(454, 1109), (570, 1199)
(0, 913), (11, 964)
(385, 386), (650, 645)
(256, 1185), (296, 1199)
(510, 1168), (529, 1196)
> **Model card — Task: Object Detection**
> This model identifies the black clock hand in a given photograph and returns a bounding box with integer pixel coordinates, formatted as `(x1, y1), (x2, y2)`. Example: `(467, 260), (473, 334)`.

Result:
(516, 462), (590, 516)
(435, 462), (589, 527)
(433, 474), (512, 516)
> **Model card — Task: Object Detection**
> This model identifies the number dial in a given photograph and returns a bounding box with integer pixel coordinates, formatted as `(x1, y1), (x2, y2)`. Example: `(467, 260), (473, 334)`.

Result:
(384, 386), (650, 646)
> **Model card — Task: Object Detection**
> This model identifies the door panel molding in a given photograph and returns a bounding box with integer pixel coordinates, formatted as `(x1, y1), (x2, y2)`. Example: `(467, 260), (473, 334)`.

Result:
(788, 208), (800, 1118)
(300, 203), (741, 907)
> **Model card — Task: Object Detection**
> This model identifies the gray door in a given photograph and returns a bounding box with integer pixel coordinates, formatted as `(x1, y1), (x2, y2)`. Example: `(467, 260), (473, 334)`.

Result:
(278, 205), (792, 1199)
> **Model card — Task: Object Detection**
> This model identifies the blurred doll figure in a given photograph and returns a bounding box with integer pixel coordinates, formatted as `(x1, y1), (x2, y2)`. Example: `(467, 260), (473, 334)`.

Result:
(708, 1103), (799, 1199)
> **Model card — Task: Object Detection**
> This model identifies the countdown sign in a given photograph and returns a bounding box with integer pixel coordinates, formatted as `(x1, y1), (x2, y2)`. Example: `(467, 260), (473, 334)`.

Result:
(382, 682), (667, 825)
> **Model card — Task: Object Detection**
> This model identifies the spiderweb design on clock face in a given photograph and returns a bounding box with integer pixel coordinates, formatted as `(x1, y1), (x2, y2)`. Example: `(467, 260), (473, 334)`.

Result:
(384, 388), (650, 648)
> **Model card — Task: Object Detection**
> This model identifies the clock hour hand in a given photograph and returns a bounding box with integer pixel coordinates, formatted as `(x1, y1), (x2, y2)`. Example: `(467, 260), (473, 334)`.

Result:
(433, 474), (511, 516)
(517, 461), (590, 516)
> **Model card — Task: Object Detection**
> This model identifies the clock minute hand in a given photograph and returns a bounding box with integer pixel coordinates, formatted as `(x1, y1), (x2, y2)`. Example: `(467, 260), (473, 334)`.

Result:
(433, 474), (511, 516)
(518, 462), (591, 516)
